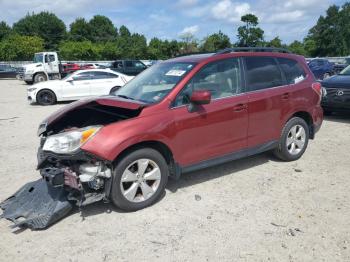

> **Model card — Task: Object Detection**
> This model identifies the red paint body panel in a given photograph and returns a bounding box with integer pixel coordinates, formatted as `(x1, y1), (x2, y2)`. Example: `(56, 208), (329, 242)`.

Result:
(79, 52), (323, 167)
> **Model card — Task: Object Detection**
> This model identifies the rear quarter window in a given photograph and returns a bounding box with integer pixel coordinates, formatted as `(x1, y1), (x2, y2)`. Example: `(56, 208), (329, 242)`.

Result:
(244, 56), (284, 91)
(277, 58), (306, 84)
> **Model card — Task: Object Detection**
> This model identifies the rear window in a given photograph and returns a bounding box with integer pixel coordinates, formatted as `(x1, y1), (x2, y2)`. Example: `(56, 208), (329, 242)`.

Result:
(277, 58), (306, 84)
(245, 57), (284, 91)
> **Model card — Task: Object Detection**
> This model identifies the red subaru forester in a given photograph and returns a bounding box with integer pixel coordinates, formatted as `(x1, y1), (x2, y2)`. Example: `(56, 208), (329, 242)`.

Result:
(1, 48), (323, 228)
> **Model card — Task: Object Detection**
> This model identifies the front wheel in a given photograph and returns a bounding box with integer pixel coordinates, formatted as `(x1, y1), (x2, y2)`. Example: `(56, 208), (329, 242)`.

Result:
(273, 117), (309, 161)
(111, 148), (168, 211)
(36, 90), (57, 105)
(34, 73), (47, 83)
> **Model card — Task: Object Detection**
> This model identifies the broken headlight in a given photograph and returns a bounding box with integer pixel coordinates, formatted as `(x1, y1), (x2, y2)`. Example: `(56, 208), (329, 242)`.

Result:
(42, 126), (101, 154)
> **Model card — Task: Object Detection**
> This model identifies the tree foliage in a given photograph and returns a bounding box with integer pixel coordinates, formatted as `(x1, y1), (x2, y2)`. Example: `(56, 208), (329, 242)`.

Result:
(307, 3), (350, 56)
(200, 31), (231, 52)
(13, 12), (66, 50)
(0, 34), (44, 60)
(1, 3), (349, 61)
(237, 14), (264, 47)
(0, 21), (12, 41)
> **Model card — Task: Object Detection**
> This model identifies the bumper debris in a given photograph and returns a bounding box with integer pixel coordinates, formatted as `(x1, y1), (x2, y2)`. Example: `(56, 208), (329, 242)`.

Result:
(0, 179), (73, 229)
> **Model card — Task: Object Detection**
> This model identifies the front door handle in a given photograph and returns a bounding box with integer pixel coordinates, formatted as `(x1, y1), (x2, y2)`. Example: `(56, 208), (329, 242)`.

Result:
(233, 104), (247, 112)
(282, 92), (290, 100)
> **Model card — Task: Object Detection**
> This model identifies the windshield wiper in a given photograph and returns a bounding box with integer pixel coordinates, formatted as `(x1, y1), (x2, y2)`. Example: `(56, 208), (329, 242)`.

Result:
(117, 95), (135, 100)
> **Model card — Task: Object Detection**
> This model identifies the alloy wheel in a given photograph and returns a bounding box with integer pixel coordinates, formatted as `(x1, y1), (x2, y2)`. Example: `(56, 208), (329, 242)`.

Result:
(120, 159), (161, 203)
(286, 124), (306, 155)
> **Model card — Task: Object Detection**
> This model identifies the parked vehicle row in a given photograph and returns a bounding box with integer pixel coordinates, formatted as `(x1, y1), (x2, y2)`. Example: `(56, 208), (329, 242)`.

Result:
(27, 69), (133, 105)
(0, 64), (18, 79)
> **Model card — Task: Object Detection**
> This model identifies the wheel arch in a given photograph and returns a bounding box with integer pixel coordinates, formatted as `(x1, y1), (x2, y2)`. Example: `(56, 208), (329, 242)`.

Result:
(289, 111), (315, 139)
(36, 88), (57, 103)
(113, 140), (179, 179)
(33, 71), (48, 79)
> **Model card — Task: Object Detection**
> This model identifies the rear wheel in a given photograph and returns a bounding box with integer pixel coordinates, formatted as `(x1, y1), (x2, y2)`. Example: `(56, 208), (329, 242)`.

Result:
(36, 90), (57, 105)
(274, 117), (309, 161)
(34, 73), (47, 83)
(111, 148), (168, 211)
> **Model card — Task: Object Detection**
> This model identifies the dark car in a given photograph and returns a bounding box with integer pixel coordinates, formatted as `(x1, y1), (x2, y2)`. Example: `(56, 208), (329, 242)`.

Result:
(1, 47), (323, 229)
(110, 60), (147, 76)
(308, 58), (335, 80)
(0, 64), (18, 79)
(321, 65), (350, 113)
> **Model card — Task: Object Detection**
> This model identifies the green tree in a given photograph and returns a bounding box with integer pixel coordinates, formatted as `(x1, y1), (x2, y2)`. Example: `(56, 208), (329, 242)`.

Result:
(265, 36), (282, 48)
(237, 14), (264, 47)
(88, 15), (117, 42)
(303, 39), (317, 57)
(69, 18), (91, 41)
(288, 40), (307, 56)
(307, 4), (350, 56)
(200, 31), (231, 52)
(13, 12), (66, 50)
(59, 41), (101, 60)
(129, 33), (148, 59)
(0, 21), (12, 41)
(0, 34), (44, 60)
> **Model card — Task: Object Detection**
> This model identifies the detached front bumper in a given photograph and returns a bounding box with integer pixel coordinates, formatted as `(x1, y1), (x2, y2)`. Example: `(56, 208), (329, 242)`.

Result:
(0, 179), (72, 229)
(0, 148), (112, 229)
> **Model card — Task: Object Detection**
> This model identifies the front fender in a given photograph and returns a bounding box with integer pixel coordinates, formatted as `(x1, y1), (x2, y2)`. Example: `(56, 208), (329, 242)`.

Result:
(81, 113), (176, 162)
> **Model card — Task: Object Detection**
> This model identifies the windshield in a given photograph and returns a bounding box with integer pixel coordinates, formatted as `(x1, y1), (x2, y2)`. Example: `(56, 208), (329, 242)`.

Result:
(33, 53), (43, 63)
(339, 65), (350, 75)
(114, 62), (196, 104)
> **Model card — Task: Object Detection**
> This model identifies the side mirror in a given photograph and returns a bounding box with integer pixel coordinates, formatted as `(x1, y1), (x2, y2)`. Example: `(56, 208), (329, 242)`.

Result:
(187, 90), (211, 113)
(66, 77), (74, 82)
(190, 90), (211, 105)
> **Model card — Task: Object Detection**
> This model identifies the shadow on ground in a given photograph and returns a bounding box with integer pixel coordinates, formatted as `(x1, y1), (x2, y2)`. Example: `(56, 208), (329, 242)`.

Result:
(77, 152), (272, 219)
(324, 112), (350, 124)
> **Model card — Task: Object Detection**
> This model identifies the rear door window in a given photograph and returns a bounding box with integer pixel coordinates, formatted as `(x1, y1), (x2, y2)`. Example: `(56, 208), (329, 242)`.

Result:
(277, 58), (306, 84)
(244, 57), (284, 91)
(91, 71), (118, 79)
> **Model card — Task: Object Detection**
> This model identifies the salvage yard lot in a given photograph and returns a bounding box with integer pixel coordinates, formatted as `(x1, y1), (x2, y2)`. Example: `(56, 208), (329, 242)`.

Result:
(0, 79), (349, 262)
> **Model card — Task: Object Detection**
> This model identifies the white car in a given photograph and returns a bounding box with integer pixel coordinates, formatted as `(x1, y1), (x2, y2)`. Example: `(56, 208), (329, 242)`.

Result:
(27, 69), (134, 105)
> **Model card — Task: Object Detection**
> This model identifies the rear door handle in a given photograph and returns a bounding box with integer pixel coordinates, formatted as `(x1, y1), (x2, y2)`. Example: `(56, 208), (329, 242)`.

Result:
(233, 104), (247, 112)
(282, 92), (290, 100)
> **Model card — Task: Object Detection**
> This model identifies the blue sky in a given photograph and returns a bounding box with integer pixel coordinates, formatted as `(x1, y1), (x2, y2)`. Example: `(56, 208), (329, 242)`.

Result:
(0, 0), (347, 43)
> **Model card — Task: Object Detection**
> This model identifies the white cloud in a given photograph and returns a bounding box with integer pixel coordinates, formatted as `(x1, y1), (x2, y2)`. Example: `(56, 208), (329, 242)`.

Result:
(211, 0), (251, 23)
(179, 25), (199, 36)
(264, 10), (305, 23)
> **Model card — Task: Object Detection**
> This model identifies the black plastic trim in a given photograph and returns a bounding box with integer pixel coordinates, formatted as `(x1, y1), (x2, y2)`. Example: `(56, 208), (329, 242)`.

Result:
(180, 140), (278, 174)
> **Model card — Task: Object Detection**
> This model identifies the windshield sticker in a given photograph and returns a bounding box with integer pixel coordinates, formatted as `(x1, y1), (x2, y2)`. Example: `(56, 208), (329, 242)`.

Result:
(165, 70), (186, 76)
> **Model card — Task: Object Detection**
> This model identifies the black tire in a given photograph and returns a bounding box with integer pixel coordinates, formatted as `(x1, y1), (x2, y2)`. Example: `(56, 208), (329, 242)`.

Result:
(111, 148), (169, 211)
(323, 110), (332, 116)
(34, 73), (47, 83)
(36, 89), (57, 105)
(273, 117), (309, 161)
(109, 86), (121, 95)
(25, 80), (33, 85)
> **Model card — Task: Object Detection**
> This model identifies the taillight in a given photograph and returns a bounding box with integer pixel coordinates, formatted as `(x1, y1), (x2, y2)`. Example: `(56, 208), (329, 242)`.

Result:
(312, 82), (322, 103)
(312, 82), (322, 96)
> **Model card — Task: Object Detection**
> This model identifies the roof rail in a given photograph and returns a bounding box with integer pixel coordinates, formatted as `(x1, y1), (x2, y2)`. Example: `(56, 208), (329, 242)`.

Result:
(216, 47), (291, 55)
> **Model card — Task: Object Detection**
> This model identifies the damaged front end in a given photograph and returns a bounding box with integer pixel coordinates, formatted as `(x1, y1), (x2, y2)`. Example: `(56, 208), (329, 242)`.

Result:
(0, 97), (145, 229)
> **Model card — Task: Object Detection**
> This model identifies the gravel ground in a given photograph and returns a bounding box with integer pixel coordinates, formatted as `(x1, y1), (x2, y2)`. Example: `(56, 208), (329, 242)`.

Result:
(0, 79), (349, 262)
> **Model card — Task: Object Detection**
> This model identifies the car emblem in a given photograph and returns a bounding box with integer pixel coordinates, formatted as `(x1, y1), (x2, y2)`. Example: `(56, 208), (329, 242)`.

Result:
(336, 90), (344, 96)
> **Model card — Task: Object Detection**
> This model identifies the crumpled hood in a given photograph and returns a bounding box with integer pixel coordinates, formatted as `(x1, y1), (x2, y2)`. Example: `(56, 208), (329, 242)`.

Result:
(38, 96), (146, 136)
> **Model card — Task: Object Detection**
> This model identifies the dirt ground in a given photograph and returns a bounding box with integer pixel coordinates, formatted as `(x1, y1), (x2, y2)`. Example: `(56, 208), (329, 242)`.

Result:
(0, 79), (349, 262)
